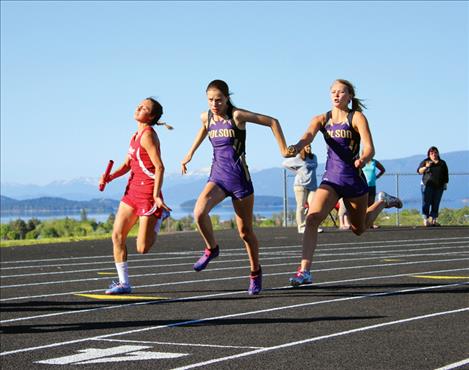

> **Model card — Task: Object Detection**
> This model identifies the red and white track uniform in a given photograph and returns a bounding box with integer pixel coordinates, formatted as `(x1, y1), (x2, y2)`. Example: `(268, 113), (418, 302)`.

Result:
(122, 126), (164, 218)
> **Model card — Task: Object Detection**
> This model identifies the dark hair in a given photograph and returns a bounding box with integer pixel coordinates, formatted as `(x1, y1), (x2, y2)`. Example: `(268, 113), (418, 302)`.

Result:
(427, 146), (440, 157)
(299, 145), (314, 161)
(334, 79), (367, 112)
(146, 97), (173, 130)
(206, 79), (235, 118)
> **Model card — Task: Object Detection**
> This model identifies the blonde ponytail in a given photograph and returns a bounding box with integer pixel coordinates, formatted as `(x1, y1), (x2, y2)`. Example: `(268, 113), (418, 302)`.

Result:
(351, 97), (366, 112)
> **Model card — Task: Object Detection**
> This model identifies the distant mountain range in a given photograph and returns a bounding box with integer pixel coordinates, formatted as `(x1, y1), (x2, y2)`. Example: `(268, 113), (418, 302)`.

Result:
(1, 151), (468, 212)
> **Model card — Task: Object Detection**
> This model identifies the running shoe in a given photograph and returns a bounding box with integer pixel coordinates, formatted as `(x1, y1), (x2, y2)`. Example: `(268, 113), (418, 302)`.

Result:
(289, 268), (313, 287)
(248, 267), (262, 295)
(377, 192), (403, 209)
(193, 246), (219, 272)
(105, 281), (132, 295)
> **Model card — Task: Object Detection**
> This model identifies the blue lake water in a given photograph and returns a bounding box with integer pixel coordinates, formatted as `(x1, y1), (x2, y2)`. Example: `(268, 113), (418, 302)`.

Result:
(1, 198), (466, 224)
(0, 206), (289, 224)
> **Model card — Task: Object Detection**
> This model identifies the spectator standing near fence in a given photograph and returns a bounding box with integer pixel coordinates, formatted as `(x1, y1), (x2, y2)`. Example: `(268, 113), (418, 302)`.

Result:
(417, 146), (449, 227)
(362, 157), (386, 228)
(282, 145), (323, 234)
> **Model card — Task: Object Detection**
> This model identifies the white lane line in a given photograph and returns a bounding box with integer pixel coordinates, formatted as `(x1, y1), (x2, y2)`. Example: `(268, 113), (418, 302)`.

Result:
(0, 256), (192, 271)
(3, 244), (468, 279)
(2, 253), (469, 290)
(171, 307), (469, 370)
(1, 266), (468, 324)
(2, 236), (467, 265)
(1, 282), (467, 357)
(4, 239), (468, 271)
(2, 242), (469, 279)
(434, 358), (469, 370)
(95, 338), (264, 350)
(2, 258), (469, 304)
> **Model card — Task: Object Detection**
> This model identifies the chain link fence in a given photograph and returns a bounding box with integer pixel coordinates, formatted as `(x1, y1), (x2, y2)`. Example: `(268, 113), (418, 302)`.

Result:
(281, 171), (469, 227)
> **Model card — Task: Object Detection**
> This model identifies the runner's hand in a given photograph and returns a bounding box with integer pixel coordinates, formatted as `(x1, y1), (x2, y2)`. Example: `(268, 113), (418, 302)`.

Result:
(181, 154), (192, 175)
(154, 196), (172, 212)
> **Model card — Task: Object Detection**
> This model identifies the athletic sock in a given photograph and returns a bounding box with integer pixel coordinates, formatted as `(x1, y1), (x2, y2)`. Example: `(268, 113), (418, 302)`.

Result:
(115, 261), (129, 285)
(250, 266), (262, 278)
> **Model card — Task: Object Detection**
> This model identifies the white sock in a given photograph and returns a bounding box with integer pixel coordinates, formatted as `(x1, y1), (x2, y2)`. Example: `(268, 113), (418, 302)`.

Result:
(115, 262), (129, 285)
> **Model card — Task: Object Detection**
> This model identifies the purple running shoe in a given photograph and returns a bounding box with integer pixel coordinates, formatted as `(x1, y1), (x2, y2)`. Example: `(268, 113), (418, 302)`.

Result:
(193, 246), (219, 272)
(248, 267), (262, 295)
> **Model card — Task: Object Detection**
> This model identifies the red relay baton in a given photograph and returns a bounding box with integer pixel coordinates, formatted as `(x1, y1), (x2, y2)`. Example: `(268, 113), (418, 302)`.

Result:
(99, 160), (114, 191)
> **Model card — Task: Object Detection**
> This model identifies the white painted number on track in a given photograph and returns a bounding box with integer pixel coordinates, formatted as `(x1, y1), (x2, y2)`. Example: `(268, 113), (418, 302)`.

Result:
(35, 345), (188, 365)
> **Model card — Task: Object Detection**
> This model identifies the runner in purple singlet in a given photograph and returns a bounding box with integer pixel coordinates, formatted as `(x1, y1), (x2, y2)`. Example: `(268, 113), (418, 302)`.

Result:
(181, 79), (289, 295)
(285, 79), (403, 287)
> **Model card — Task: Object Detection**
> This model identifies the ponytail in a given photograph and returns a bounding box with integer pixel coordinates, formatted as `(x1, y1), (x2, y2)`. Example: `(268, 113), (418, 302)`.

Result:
(146, 97), (174, 130)
(155, 121), (174, 130)
(351, 97), (366, 112)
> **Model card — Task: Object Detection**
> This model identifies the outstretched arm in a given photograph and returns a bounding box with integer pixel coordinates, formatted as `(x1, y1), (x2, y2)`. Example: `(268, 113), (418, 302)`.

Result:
(181, 113), (208, 174)
(234, 109), (288, 157)
(287, 114), (324, 157)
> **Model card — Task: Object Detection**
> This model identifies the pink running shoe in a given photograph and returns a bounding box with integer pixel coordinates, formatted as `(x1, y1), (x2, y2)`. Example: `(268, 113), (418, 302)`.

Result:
(193, 246), (219, 272)
(289, 268), (313, 287)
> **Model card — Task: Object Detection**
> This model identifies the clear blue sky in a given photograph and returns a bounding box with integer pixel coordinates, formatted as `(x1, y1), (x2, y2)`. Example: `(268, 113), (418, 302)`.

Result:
(1, 1), (468, 185)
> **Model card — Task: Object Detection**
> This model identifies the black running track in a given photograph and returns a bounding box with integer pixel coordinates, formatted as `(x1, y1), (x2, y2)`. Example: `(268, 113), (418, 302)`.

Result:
(1, 226), (468, 370)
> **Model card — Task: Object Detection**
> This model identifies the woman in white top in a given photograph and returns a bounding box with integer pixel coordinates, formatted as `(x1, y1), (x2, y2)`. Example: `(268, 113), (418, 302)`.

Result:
(283, 144), (322, 233)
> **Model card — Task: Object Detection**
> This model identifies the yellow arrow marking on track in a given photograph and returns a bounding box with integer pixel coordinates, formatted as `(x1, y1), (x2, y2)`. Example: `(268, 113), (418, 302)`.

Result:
(75, 294), (168, 300)
(97, 272), (117, 275)
(412, 275), (469, 280)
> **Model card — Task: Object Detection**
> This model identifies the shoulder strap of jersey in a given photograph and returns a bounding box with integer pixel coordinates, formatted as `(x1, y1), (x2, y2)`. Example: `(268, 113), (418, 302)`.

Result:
(143, 126), (154, 135)
(347, 110), (361, 139)
(207, 110), (213, 125)
(320, 111), (332, 132)
(137, 126), (154, 142)
(347, 110), (355, 125)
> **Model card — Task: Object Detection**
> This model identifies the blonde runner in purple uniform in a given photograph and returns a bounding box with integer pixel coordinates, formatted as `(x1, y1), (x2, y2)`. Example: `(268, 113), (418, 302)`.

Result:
(286, 79), (403, 287)
(181, 80), (289, 295)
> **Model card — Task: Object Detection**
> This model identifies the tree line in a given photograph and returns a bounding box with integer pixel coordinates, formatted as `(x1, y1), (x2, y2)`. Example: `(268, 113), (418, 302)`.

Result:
(1, 207), (468, 242)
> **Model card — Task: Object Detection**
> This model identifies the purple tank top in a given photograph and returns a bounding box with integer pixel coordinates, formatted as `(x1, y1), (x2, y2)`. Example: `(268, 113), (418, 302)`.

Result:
(206, 109), (252, 198)
(207, 110), (246, 165)
(320, 110), (361, 176)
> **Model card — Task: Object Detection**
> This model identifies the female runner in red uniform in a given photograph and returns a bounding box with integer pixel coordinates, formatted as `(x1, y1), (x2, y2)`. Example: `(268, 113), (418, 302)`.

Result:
(99, 97), (172, 294)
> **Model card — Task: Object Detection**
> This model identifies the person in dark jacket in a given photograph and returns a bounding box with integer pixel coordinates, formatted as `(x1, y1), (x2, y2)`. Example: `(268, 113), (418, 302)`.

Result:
(417, 146), (449, 227)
